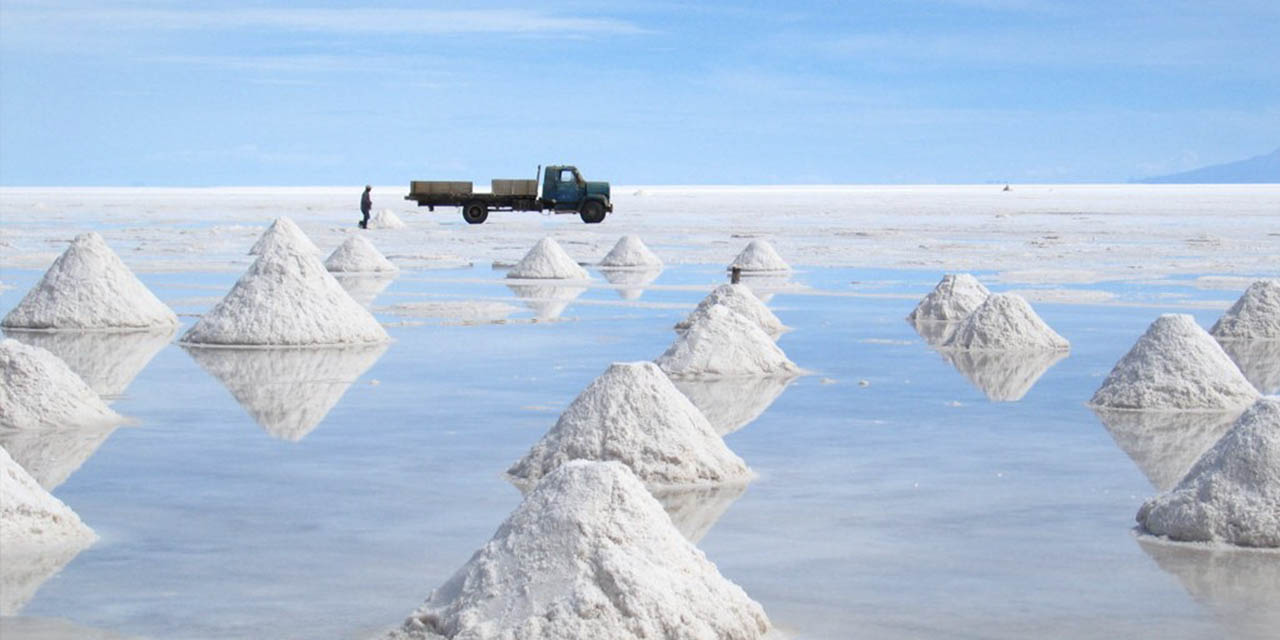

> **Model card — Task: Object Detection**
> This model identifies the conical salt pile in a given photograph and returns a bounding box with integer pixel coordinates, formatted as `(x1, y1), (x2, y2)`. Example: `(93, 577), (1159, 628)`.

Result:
(907, 273), (991, 323)
(506, 237), (589, 280)
(0, 339), (122, 431)
(389, 461), (771, 640)
(942, 293), (1069, 351)
(508, 362), (751, 487)
(181, 245), (389, 346)
(675, 283), (787, 339)
(657, 304), (799, 378)
(368, 209), (407, 230)
(1210, 279), (1280, 340)
(1, 232), (178, 330)
(1137, 397), (1280, 547)
(728, 239), (790, 272)
(248, 216), (320, 255)
(325, 235), (398, 273)
(1090, 314), (1259, 411)
(599, 235), (663, 268)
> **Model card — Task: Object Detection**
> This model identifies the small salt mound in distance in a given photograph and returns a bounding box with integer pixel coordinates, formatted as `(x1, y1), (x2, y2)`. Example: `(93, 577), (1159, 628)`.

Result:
(657, 304), (799, 378)
(2, 232), (178, 330)
(729, 239), (790, 272)
(389, 461), (770, 640)
(325, 235), (398, 273)
(508, 362), (751, 487)
(506, 237), (589, 280)
(1, 445), (97, 566)
(1211, 279), (1280, 340)
(1090, 314), (1259, 411)
(368, 209), (407, 230)
(675, 283), (787, 339)
(907, 273), (991, 323)
(942, 293), (1069, 351)
(1137, 397), (1280, 547)
(248, 216), (320, 255)
(181, 245), (389, 346)
(598, 235), (662, 268)
(0, 339), (122, 431)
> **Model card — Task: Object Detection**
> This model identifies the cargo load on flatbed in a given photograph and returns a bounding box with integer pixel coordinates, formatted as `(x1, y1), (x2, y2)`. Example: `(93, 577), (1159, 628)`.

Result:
(405, 165), (611, 225)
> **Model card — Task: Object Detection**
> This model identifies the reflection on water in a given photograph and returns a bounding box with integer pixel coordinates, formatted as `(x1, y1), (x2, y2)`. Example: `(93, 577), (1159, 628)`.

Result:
(652, 483), (748, 543)
(1138, 537), (1280, 640)
(0, 616), (142, 639)
(1, 543), (95, 616)
(672, 376), (795, 436)
(1218, 339), (1280, 395)
(3, 327), (174, 400)
(908, 318), (959, 347)
(0, 423), (122, 490)
(334, 273), (395, 308)
(738, 274), (790, 303)
(1094, 409), (1240, 490)
(505, 283), (587, 320)
(183, 344), (387, 441)
(940, 349), (1068, 403)
(600, 267), (662, 301)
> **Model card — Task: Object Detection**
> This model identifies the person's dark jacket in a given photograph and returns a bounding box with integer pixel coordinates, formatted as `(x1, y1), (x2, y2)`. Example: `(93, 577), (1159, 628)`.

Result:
(360, 190), (372, 214)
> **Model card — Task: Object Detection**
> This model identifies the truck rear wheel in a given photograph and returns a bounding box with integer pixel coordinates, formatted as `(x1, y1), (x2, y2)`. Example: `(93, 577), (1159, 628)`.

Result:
(463, 202), (488, 224)
(579, 200), (606, 224)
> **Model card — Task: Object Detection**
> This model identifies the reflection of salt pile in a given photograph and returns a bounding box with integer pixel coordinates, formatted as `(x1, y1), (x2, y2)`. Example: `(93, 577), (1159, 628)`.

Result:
(3, 327), (173, 399)
(325, 235), (398, 273)
(508, 362), (751, 486)
(248, 216), (320, 255)
(941, 293), (1069, 351)
(1220, 339), (1280, 395)
(675, 283), (787, 339)
(1137, 537), (1280, 640)
(909, 317), (959, 346)
(941, 348), (1067, 402)
(673, 376), (795, 436)
(1, 446), (97, 615)
(0, 339), (122, 431)
(382, 301), (520, 325)
(729, 239), (790, 272)
(335, 274), (395, 308)
(2, 232), (178, 330)
(368, 209), (407, 230)
(657, 305), (799, 378)
(1094, 408), (1240, 490)
(1090, 314), (1259, 410)
(600, 267), (661, 300)
(184, 344), (387, 441)
(181, 245), (389, 346)
(1137, 398), (1280, 547)
(506, 237), (589, 280)
(390, 461), (770, 640)
(506, 283), (586, 321)
(0, 421), (121, 491)
(599, 235), (662, 268)
(1210, 279), (1280, 339)
(0, 617), (144, 639)
(907, 273), (991, 323)
(653, 483), (748, 543)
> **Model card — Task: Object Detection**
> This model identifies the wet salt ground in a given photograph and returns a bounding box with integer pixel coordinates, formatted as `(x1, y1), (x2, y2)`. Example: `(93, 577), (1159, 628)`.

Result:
(2, 264), (1278, 640)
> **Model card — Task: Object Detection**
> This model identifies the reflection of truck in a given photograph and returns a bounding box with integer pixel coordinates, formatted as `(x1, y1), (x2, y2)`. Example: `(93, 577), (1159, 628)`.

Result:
(404, 165), (612, 224)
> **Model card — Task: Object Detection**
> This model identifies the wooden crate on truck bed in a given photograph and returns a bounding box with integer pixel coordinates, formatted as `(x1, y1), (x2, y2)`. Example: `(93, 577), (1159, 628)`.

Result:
(410, 181), (472, 195)
(491, 179), (537, 196)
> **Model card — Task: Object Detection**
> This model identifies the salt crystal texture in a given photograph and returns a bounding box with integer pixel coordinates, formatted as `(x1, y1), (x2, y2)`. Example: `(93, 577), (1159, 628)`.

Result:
(506, 237), (589, 280)
(1137, 397), (1280, 547)
(0, 339), (122, 431)
(325, 235), (399, 273)
(248, 216), (320, 255)
(181, 245), (389, 346)
(1, 232), (178, 330)
(907, 273), (991, 323)
(598, 235), (663, 268)
(389, 461), (771, 640)
(1210, 279), (1280, 339)
(729, 239), (790, 272)
(368, 209), (407, 230)
(508, 362), (752, 487)
(942, 293), (1069, 351)
(658, 305), (799, 379)
(675, 284), (787, 339)
(1090, 314), (1260, 411)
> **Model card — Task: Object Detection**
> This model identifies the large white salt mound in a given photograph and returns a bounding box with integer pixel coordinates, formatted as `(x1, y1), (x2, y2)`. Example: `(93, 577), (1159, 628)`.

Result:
(368, 209), (407, 230)
(248, 216), (320, 255)
(508, 362), (751, 487)
(1, 232), (178, 330)
(675, 283), (787, 339)
(181, 245), (389, 346)
(1090, 314), (1260, 411)
(941, 293), (1069, 351)
(1137, 397), (1280, 547)
(0, 339), (122, 431)
(0, 445), (96, 571)
(729, 239), (790, 272)
(907, 273), (991, 323)
(1211, 279), (1280, 339)
(598, 235), (663, 268)
(390, 461), (770, 640)
(325, 235), (398, 273)
(506, 237), (590, 280)
(657, 304), (800, 379)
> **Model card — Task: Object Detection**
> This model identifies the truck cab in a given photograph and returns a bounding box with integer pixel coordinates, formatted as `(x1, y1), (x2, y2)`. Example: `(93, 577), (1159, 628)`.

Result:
(542, 165), (611, 223)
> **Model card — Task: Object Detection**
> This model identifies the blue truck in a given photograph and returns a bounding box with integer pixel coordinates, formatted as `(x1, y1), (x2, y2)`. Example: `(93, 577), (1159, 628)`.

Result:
(404, 165), (612, 224)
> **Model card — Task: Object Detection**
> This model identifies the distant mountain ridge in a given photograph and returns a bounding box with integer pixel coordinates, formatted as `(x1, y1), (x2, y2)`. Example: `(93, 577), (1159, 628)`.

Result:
(1138, 148), (1279, 184)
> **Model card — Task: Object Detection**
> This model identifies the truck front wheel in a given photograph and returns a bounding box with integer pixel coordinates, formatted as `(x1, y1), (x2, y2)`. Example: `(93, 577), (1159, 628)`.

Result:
(463, 202), (488, 224)
(579, 201), (606, 224)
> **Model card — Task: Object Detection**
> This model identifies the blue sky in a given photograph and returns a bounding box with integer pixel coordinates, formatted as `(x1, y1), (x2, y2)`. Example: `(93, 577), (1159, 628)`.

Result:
(2, 0), (1277, 185)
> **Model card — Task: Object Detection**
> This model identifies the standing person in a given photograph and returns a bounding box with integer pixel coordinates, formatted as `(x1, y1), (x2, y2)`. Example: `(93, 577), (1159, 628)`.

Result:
(359, 185), (372, 229)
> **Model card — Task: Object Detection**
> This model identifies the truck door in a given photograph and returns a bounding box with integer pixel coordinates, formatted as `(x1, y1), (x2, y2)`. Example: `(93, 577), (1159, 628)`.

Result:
(553, 167), (584, 210)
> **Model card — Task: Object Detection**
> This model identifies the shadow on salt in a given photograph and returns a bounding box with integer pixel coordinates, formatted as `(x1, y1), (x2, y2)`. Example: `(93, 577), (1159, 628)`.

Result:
(1218, 339), (1280, 395)
(599, 266), (662, 301)
(672, 376), (797, 436)
(182, 344), (387, 441)
(505, 282), (587, 321)
(1137, 537), (1280, 640)
(1093, 409), (1240, 491)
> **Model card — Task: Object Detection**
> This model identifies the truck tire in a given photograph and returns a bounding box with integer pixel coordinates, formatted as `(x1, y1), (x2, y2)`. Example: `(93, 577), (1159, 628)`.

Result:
(463, 202), (488, 224)
(579, 200), (606, 224)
